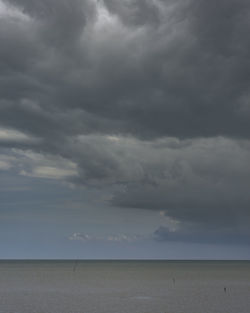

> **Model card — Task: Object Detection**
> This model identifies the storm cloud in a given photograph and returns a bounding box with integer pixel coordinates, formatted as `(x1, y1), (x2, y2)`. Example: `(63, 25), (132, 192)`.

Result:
(1, 0), (250, 244)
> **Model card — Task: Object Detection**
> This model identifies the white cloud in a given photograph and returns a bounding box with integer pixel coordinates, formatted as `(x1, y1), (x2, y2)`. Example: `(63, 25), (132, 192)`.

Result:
(13, 150), (78, 180)
(0, 0), (30, 21)
(0, 128), (39, 143)
(0, 154), (18, 170)
(69, 232), (145, 242)
(24, 166), (78, 179)
(0, 160), (11, 170)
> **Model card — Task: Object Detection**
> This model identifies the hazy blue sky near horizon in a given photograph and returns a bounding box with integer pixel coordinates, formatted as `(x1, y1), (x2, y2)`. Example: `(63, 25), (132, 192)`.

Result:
(0, 0), (250, 259)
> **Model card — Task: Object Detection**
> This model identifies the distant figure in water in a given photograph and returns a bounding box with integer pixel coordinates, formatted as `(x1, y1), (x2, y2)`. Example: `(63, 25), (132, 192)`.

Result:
(224, 287), (227, 293)
(172, 278), (175, 285)
(73, 260), (77, 272)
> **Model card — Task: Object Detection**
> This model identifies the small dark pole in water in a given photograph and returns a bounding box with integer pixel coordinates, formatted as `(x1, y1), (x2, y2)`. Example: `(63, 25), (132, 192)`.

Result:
(73, 260), (77, 272)
(224, 287), (227, 293)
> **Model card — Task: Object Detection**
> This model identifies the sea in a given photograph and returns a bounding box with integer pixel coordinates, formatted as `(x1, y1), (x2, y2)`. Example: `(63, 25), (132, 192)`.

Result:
(0, 260), (249, 313)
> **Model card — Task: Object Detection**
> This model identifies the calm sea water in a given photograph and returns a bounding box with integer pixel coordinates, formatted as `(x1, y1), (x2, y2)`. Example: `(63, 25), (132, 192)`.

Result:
(0, 260), (249, 313)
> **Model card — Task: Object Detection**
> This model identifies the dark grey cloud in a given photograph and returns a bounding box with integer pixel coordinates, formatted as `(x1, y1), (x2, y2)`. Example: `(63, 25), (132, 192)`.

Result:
(3, 0), (91, 46)
(7, 134), (249, 244)
(153, 226), (250, 245)
(1, 0), (250, 244)
(1, 0), (250, 139)
(103, 0), (162, 27)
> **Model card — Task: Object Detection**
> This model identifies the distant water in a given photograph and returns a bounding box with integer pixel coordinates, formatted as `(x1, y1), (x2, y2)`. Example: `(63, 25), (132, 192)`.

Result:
(0, 260), (250, 313)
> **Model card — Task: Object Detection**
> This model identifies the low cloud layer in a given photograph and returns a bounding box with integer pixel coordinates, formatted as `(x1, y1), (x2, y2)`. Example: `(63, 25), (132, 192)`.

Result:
(69, 232), (144, 242)
(1, 0), (250, 244)
(153, 225), (250, 245)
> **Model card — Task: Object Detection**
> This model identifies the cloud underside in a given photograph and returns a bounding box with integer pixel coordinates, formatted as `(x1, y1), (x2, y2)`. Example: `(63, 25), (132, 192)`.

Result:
(1, 0), (250, 244)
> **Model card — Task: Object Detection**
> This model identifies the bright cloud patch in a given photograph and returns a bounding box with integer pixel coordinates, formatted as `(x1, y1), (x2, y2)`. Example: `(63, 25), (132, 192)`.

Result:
(0, 0), (30, 21)
(69, 232), (145, 242)
(0, 160), (11, 170)
(21, 166), (78, 179)
(0, 128), (38, 143)
(13, 150), (78, 180)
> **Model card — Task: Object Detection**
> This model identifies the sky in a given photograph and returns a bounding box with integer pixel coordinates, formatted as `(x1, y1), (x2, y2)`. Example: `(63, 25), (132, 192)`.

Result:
(0, 0), (250, 259)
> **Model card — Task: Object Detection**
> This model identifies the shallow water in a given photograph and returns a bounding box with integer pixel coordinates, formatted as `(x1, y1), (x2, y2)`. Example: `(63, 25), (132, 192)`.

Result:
(0, 260), (249, 313)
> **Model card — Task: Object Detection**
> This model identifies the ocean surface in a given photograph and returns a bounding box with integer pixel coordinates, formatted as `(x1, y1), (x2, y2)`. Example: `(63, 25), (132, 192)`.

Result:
(0, 260), (249, 313)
